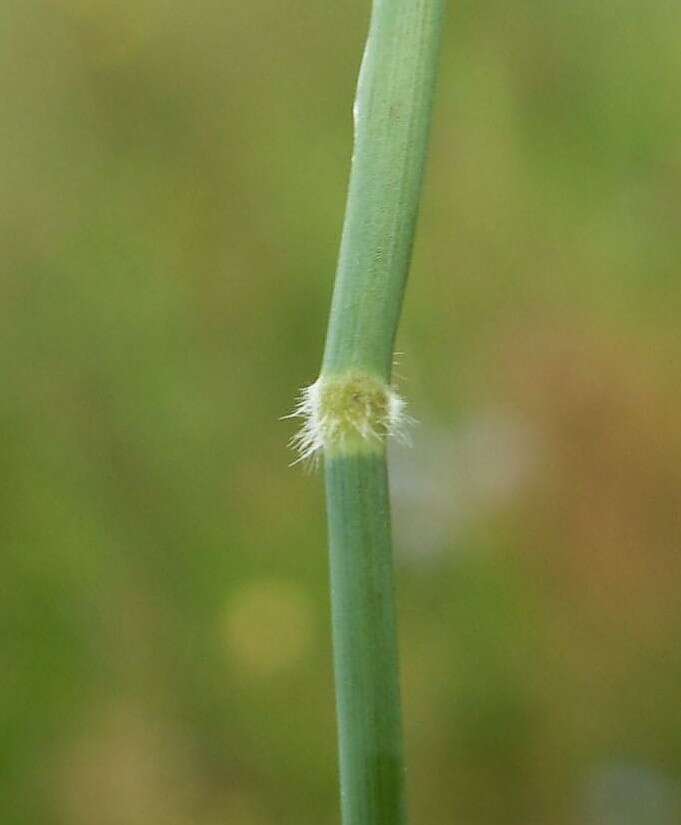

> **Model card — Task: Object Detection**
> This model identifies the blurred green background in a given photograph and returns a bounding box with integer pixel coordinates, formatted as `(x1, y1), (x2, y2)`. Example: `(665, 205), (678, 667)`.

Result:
(3, 1), (681, 823)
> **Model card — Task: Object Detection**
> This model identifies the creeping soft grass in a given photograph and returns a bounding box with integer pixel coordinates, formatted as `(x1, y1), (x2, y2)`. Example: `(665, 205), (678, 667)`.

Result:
(291, 2), (444, 823)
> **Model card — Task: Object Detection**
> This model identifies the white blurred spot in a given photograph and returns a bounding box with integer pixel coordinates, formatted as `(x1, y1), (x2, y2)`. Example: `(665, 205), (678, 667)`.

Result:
(390, 408), (541, 563)
(583, 761), (680, 825)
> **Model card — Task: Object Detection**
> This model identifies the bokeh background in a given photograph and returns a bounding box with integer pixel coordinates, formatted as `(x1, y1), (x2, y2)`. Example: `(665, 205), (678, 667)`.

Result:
(4, 1), (681, 823)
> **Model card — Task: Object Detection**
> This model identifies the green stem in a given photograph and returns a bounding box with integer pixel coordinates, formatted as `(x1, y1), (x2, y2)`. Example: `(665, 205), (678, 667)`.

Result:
(323, 0), (445, 381)
(326, 453), (403, 825)
(320, 2), (444, 825)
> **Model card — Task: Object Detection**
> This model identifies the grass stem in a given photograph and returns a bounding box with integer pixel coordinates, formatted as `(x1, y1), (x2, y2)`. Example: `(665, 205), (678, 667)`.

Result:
(297, 2), (444, 823)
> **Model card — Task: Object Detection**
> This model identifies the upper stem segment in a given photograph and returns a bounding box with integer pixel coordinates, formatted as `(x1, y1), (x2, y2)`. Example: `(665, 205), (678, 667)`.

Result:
(322, 0), (445, 382)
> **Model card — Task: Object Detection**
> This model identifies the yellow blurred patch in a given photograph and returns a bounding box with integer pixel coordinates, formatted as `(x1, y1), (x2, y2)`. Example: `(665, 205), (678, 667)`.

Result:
(220, 580), (314, 677)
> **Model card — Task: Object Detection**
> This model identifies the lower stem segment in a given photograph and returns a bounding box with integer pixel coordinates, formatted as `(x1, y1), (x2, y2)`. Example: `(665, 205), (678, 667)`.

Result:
(325, 452), (406, 825)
